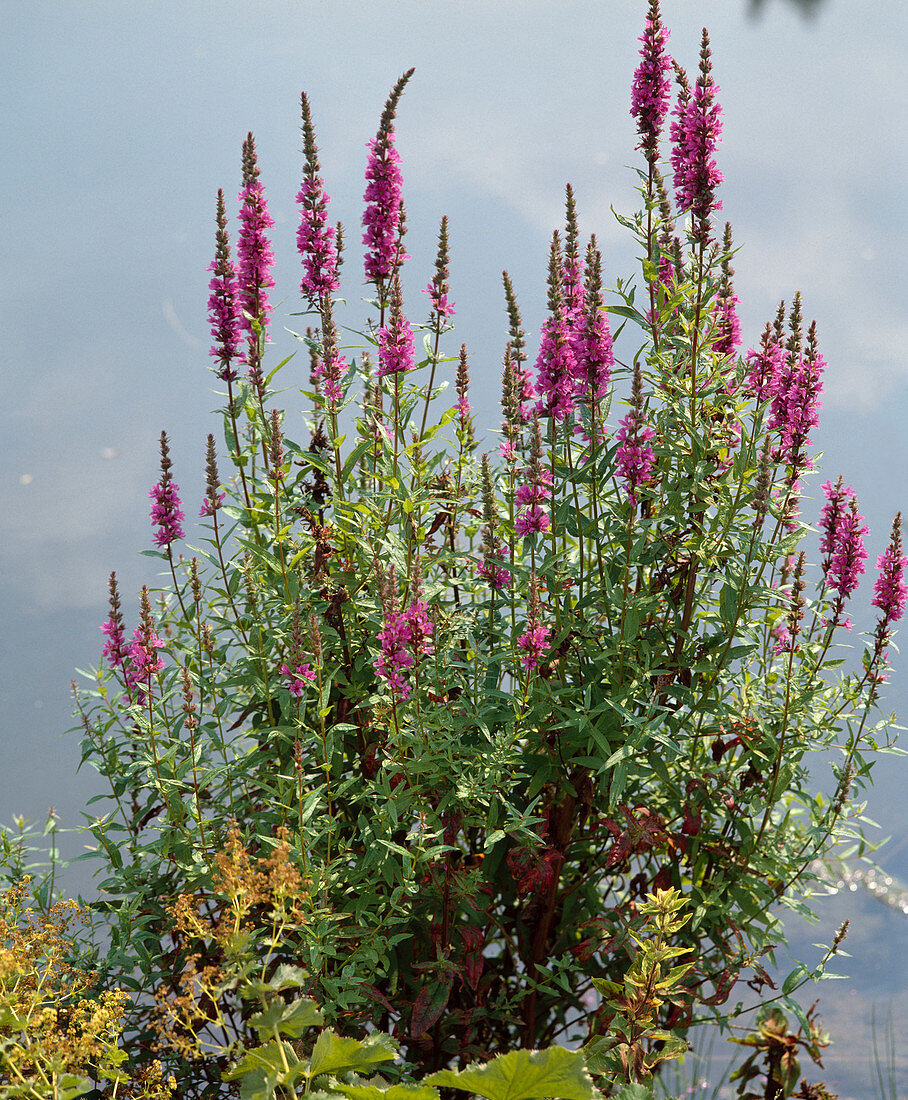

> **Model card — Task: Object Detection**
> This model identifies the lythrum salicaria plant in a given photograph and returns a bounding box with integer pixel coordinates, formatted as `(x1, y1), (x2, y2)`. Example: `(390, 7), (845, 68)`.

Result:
(9, 3), (903, 1098)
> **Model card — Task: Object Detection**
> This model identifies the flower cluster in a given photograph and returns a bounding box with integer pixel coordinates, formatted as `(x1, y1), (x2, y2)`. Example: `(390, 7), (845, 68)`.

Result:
(207, 189), (241, 383)
(150, 431), (185, 549)
(819, 478), (868, 626)
(630, 0), (672, 161)
(615, 363), (656, 508)
(515, 414), (552, 537)
(124, 587), (166, 703)
(236, 133), (275, 340)
(477, 455), (511, 591)
(517, 573), (550, 671)
(872, 514), (907, 633)
(768, 318), (825, 470)
(378, 275), (414, 377)
(280, 661), (316, 698)
(425, 215), (455, 324)
(362, 70), (413, 287)
(100, 571), (128, 669)
(374, 565), (434, 699)
(670, 29), (723, 242)
(297, 92), (341, 303)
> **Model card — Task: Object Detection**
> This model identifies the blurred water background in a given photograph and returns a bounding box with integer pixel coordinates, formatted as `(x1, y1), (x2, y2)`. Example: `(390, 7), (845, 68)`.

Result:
(2, 2), (906, 1096)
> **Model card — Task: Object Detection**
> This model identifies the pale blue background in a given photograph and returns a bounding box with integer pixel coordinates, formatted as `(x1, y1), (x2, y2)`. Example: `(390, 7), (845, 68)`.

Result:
(1, 1), (906, 1094)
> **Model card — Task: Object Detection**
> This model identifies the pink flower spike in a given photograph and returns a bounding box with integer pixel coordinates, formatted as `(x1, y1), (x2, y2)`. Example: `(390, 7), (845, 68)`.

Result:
(517, 573), (550, 671)
(207, 189), (241, 383)
(670, 30), (723, 243)
(872, 513), (907, 629)
(362, 70), (413, 288)
(297, 92), (340, 304)
(236, 133), (275, 341)
(630, 0), (672, 162)
(377, 274), (414, 377)
(150, 431), (185, 549)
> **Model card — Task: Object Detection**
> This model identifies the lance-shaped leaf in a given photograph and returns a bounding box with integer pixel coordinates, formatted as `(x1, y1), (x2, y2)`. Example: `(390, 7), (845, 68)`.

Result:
(425, 1046), (595, 1100)
(411, 976), (453, 1037)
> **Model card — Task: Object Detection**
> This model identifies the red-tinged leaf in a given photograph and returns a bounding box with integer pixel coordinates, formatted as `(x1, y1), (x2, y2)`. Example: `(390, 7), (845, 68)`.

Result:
(359, 983), (395, 1015)
(463, 950), (484, 991)
(410, 977), (453, 1037)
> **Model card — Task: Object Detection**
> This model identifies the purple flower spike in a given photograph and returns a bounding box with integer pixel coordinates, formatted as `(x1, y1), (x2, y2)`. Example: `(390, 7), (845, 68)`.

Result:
(515, 414), (552, 537)
(615, 363), (656, 508)
(768, 308), (824, 470)
(872, 513), (907, 629)
(297, 92), (341, 305)
(207, 189), (241, 383)
(125, 586), (165, 704)
(237, 133), (275, 340)
(378, 275), (414, 377)
(517, 573), (550, 671)
(819, 478), (868, 626)
(100, 571), (128, 670)
(670, 29), (723, 243)
(373, 560), (434, 699)
(149, 431), (185, 549)
(631, 0), (672, 162)
(425, 215), (455, 324)
(363, 69), (414, 288)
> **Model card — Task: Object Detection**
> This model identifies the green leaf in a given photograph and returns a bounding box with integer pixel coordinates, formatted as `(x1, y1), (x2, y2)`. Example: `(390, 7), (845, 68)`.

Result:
(781, 963), (811, 995)
(612, 1087), (658, 1100)
(330, 1084), (441, 1100)
(425, 1046), (595, 1100)
(248, 995), (324, 1039)
(308, 1029), (398, 1079)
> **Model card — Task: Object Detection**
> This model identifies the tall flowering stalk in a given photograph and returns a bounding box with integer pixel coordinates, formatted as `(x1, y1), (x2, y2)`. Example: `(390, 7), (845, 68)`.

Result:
(149, 431), (189, 621)
(374, 563), (433, 701)
(870, 514), (908, 673)
(573, 238), (614, 438)
(125, 586), (165, 706)
(712, 223), (741, 358)
(818, 477), (868, 630)
(769, 301), (825, 475)
(630, 0), (672, 167)
(378, 274), (414, 461)
(100, 572), (129, 692)
(534, 233), (577, 424)
(670, 29), (723, 245)
(515, 413), (552, 539)
(502, 270), (534, 428)
(237, 133), (275, 401)
(207, 191), (250, 508)
(419, 215), (454, 438)
(615, 363), (656, 509)
(297, 92), (341, 308)
(207, 190), (241, 384)
(363, 69), (413, 310)
(477, 454), (511, 592)
(517, 572), (549, 673)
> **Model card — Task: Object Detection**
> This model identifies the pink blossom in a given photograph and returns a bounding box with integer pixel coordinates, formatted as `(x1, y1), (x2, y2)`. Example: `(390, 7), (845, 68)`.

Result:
(207, 189), (241, 383)
(745, 325), (784, 403)
(363, 133), (408, 283)
(534, 310), (577, 422)
(378, 275), (415, 377)
(237, 134), (275, 339)
(515, 415), (551, 537)
(297, 178), (340, 301)
(768, 345), (824, 469)
(517, 573), (549, 671)
(630, 0), (672, 161)
(872, 514), (907, 628)
(670, 31), (723, 242)
(280, 661), (317, 698)
(199, 492), (226, 518)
